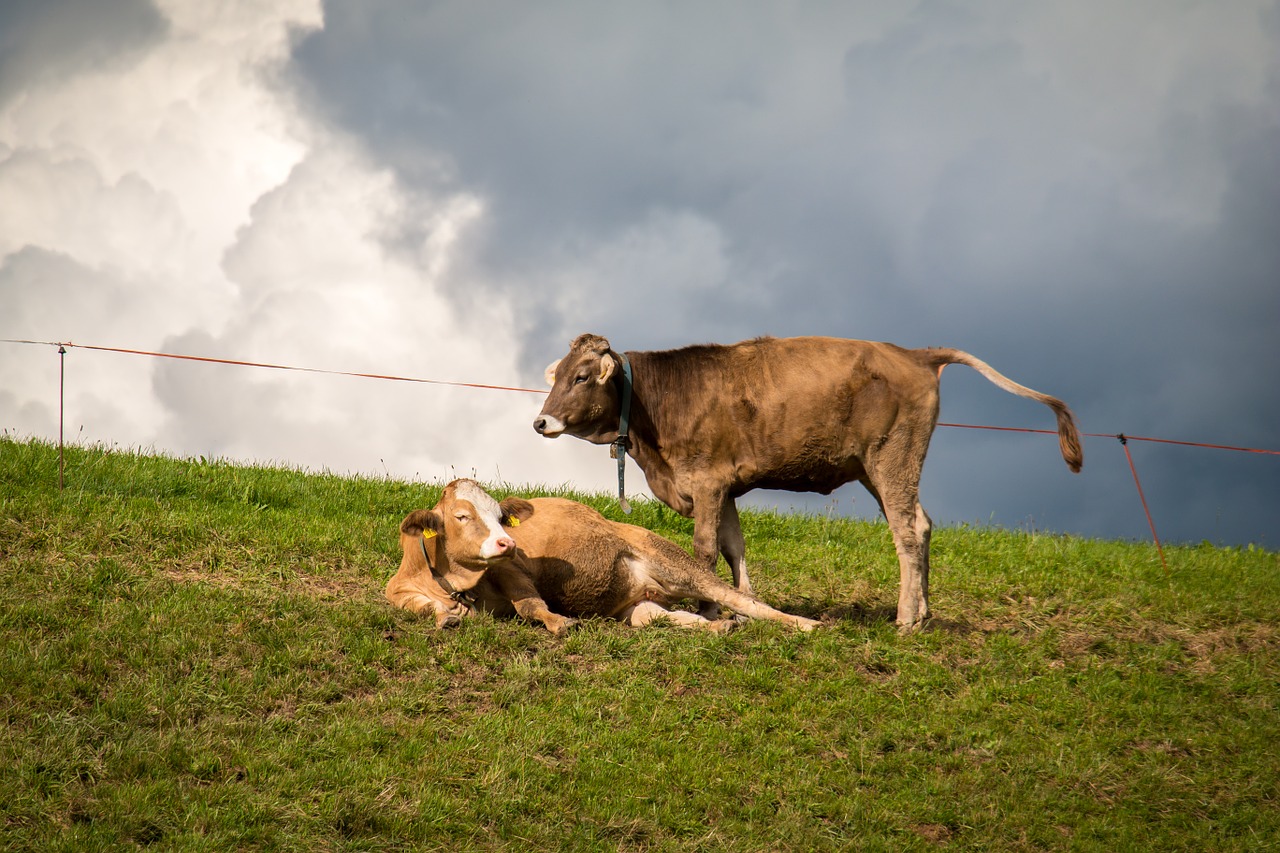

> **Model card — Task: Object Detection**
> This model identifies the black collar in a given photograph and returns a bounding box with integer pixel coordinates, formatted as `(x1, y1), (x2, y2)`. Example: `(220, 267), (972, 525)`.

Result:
(610, 351), (634, 514)
(419, 533), (476, 605)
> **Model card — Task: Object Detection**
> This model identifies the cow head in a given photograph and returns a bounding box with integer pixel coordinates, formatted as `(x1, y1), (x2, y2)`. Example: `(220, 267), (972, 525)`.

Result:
(533, 333), (623, 444)
(401, 479), (535, 597)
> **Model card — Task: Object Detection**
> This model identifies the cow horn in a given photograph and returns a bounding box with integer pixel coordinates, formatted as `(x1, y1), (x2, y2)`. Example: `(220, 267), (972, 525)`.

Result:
(544, 359), (560, 386)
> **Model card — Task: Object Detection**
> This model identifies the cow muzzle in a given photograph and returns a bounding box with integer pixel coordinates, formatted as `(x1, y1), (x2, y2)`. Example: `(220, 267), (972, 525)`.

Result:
(481, 535), (517, 561)
(532, 414), (565, 437)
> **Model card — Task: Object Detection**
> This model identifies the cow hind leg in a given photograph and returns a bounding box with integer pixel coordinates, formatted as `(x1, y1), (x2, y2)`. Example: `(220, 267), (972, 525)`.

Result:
(882, 495), (932, 631)
(621, 601), (737, 634)
(683, 576), (820, 632)
(864, 426), (936, 631)
(862, 473), (932, 630)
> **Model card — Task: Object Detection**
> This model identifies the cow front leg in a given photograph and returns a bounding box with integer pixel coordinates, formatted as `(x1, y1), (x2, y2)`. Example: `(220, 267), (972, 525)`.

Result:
(691, 490), (725, 572)
(512, 597), (579, 636)
(691, 490), (728, 619)
(493, 566), (580, 636)
(388, 590), (470, 629)
(434, 602), (468, 630)
(717, 498), (753, 594)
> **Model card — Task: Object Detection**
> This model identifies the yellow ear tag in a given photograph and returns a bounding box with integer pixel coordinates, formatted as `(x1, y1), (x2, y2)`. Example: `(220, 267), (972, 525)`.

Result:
(422, 529), (437, 540)
(504, 516), (520, 527)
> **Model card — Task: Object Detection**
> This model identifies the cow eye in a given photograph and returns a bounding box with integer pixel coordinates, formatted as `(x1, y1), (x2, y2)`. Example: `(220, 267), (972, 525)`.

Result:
(573, 374), (589, 385)
(454, 512), (470, 522)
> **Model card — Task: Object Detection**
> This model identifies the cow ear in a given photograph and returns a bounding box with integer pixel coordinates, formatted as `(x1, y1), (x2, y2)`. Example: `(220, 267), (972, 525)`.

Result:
(597, 353), (616, 384)
(400, 508), (436, 536)
(401, 509), (444, 568)
(544, 359), (560, 386)
(499, 497), (535, 527)
(418, 509), (445, 538)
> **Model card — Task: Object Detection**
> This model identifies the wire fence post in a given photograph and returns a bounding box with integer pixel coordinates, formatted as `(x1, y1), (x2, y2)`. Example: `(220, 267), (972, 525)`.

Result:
(58, 345), (67, 491)
(1118, 434), (1169, 577)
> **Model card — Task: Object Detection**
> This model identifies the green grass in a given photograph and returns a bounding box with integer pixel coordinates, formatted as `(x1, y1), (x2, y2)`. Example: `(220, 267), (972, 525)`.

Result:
(1, 436), (1277, 851)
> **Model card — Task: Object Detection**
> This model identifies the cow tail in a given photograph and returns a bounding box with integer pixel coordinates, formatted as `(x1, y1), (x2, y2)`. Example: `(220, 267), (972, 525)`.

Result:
(927, 348), (1084, 473)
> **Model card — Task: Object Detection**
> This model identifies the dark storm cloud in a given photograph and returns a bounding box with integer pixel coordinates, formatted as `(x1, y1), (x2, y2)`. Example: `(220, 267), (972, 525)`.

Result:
(288, 2), (884, 347)
(286, 1), (1280, 545)
(0, 0), (167, 106)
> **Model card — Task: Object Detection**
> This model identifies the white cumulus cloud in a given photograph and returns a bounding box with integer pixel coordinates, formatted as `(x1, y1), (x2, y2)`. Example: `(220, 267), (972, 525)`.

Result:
(1, 0), (621, 496)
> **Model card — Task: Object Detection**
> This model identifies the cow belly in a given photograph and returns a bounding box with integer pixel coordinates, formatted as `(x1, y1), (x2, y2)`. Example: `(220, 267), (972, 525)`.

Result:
(523, 552), (638, 617)
(538, 552), (682, 618)
(737, 453), (868, 497)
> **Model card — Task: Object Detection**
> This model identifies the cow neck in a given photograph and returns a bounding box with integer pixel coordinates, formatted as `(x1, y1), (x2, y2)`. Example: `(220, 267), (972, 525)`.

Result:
(612, 353), (690, 516)
(418, 532), (476, 605)
(610, 350), (634, 514)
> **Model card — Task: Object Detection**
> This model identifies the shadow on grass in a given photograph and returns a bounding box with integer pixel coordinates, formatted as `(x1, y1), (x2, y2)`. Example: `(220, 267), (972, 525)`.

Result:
(779, 599), (898, 625)
(919, 616), (985, 637)
(778, 599), (989, 638)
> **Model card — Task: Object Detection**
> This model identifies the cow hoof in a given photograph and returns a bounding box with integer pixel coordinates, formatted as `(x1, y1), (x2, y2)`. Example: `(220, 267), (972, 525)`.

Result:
(896, 617), (930, 635)
(698, 603), (724, 620)
(709, 619), (739, 635)
(548, 617), (580, 637)
(795, 617), (821, 632)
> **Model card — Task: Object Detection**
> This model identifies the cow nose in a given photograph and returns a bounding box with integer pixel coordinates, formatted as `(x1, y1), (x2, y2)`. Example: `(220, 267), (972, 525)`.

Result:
(532, 414), (564, 436)
(494, 536), (515, 555)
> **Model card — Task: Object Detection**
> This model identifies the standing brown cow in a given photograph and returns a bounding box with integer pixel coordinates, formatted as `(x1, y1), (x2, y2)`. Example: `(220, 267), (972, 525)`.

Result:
(533, 334), (1082, 630)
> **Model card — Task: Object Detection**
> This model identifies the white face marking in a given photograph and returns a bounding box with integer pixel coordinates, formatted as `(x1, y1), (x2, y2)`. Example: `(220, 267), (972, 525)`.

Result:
(452, 480), (511, 559)
(536, 414), (566, 437)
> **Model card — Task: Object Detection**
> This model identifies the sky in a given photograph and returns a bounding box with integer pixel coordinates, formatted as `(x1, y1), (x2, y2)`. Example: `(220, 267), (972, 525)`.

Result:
(2, 0), (1277, 549)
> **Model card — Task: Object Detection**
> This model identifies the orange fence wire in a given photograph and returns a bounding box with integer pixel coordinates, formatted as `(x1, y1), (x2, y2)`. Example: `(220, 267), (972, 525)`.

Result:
(5, 337), (1277, 562)
(4, 338), (544, 395)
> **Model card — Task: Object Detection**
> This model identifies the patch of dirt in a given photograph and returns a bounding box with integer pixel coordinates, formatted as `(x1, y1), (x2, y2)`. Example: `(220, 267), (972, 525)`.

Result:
(1052, 620), (1278, 677)
(913, 823), (955, 845)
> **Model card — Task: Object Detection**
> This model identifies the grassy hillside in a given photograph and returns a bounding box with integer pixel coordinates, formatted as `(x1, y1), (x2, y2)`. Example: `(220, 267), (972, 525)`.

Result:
(2, 437), (1276, 851)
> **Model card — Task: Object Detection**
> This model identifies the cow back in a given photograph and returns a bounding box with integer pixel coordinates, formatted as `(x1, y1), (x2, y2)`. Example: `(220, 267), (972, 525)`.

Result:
(631, 336), (942, 499)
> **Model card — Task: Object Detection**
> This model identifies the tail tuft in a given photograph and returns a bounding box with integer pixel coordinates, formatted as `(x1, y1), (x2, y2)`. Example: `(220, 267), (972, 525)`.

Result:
(1054, 404), (1084, 473)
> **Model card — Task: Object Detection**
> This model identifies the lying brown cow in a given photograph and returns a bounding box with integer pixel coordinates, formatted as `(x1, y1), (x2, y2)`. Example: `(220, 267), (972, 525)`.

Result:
(385, 478), (819, 634)
(533, 334), (1083, 630)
